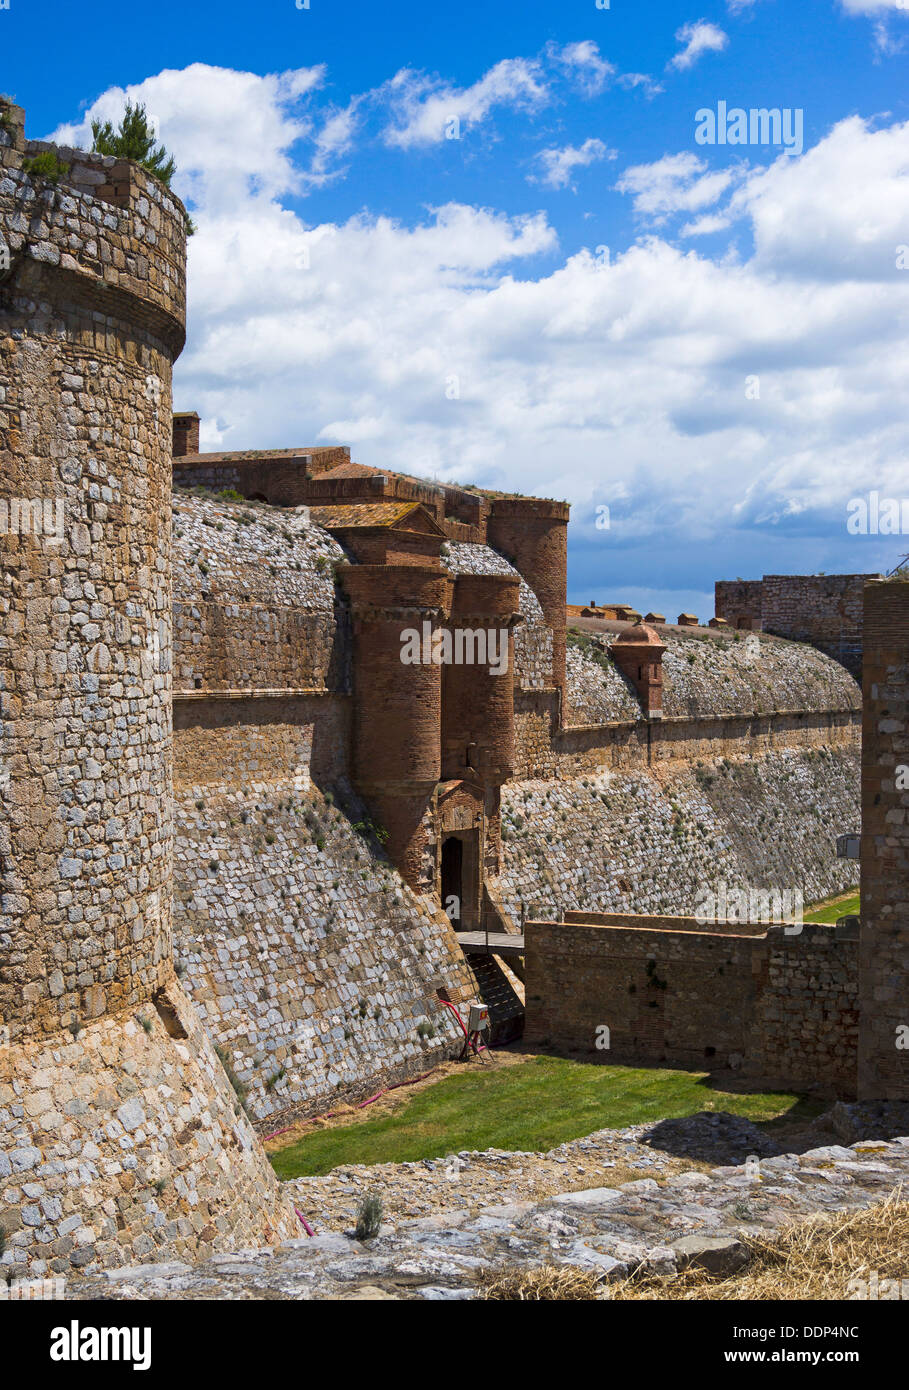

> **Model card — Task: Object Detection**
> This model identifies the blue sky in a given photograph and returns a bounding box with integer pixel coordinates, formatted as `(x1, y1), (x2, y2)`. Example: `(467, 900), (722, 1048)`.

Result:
(5, 0), (909, 617)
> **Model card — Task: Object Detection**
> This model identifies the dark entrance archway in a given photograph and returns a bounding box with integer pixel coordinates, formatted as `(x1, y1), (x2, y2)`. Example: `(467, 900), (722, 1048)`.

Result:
(440, 835), (464, 927)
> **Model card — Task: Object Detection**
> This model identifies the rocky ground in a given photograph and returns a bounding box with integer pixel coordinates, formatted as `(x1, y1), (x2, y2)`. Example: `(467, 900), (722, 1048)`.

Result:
(65, 1102), (909, 1301)
(281, 1109), (801, 1233)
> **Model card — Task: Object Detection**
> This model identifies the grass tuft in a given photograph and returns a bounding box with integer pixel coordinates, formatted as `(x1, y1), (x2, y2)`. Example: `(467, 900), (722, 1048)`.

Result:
(480, 1265), (602, 1301)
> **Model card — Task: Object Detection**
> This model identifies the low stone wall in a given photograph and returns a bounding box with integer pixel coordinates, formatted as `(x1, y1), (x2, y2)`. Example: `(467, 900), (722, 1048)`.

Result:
(524, 915), (858, 1097)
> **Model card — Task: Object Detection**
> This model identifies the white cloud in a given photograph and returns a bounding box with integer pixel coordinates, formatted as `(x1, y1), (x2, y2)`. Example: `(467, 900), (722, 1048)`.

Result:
(306, 98), (363, 187)
(838, 0), (909, 56)
(733, 116), (909, 279)
(372, 44), (662, 149)
(840, 0), (909, 11)
(530, 138), (613, 190)
(550, 40), (616, 96)
(49, 64), (327, 213)
(51, 66), (909, 590)
(668, 20), (729, 71)
(616, 153), (741, 221)
(380, 58), (548, 148)
(726, 0), (758, 12)
(616, 72), (665, 98)
(680, 211), (733, 236)
(550, 41), (662, 98)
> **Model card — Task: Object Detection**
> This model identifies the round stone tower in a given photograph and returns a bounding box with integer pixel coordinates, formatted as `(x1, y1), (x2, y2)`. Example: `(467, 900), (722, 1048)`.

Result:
(0, 104), (295, 1274)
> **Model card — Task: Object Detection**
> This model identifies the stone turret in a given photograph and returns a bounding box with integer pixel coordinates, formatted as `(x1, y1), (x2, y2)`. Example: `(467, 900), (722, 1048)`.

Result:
(0, 103), (295, 1273)
(611, 622), (666, 718)
(485, 498), (570, 713)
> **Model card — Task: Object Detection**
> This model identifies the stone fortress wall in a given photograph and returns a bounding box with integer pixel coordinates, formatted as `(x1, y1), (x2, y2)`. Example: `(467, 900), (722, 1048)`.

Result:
(0, 97), (899, 1283)
(715, 573), (883, 679)
(162, 472), (864, 1129)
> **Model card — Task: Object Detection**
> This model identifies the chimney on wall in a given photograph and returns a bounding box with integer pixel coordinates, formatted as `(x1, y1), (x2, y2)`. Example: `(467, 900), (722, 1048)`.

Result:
(611, 621), (666, 719)
(172, 411), (200, 457)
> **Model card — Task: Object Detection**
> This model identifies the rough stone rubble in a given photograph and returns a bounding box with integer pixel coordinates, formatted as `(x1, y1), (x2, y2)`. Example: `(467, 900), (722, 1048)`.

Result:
(63, 1106), (909, 1300)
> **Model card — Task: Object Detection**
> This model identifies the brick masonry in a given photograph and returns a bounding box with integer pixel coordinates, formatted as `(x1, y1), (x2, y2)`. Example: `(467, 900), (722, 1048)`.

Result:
(858, 580), (909, 1099)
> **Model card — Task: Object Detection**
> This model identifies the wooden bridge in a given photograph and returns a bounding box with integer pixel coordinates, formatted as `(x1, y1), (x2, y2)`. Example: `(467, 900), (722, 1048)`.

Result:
(455, 929), (525, 959)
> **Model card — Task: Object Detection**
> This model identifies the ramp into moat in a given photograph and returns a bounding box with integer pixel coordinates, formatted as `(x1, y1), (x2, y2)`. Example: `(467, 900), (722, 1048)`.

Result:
(454, 928), (526, 1044)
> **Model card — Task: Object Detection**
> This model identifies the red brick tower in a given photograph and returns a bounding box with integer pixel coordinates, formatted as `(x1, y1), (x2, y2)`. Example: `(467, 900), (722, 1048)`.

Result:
(486, 498), (570, 713)
(858, 579), (909, 1099)
(441, 573), (522, 784)
(340, 563), (453, 887)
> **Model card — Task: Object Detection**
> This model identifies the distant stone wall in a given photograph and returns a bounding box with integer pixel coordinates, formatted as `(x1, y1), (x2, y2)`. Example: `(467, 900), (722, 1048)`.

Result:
(715, 574), (882, 679)
(496, 744), (860, 924)
(761, 574), (875, 680)
(714, 579), (763, 629)
(525, 915), (859, 1097)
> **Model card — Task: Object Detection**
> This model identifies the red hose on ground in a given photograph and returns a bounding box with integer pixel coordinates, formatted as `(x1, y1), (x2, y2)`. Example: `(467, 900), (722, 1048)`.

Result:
(262, 1067), (438, 1142)
(263, 998), (501, 1142)
(295, 1208), (315, 1237)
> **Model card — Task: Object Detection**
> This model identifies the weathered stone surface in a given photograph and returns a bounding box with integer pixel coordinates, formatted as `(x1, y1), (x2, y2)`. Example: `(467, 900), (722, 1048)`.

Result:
(0, 111), (296, 1273)
(62, 1129), (909, 1300)
(672, 1233), (750, 1275)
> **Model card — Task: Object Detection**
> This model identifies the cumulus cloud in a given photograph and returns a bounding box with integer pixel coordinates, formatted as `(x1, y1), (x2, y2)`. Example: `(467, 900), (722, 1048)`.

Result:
(840, 0), (909, 11)
(668, 20), (729, 71)
(549, 40), (616, 96)
(616, 153), (741, 221)
(680, 211), (733, 237)
(50, 64), (328, 212)
(530, 138), (613, 190)
(50, 66), (909, 597)
(377, 44), (660, 148)
(380, 58), (548, 148)
(732, 116), (909, 279)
